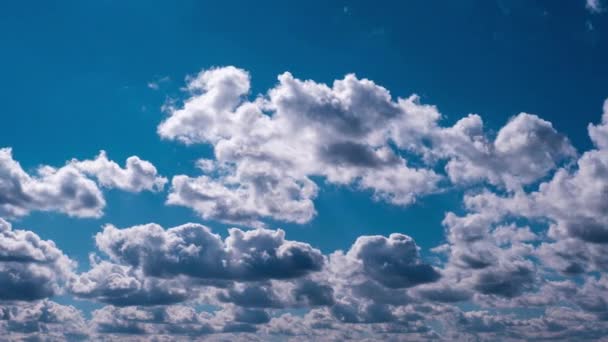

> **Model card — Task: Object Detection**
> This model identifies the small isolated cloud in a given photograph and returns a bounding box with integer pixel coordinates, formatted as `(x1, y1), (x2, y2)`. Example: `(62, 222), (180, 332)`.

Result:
(147, 76), (170, 90)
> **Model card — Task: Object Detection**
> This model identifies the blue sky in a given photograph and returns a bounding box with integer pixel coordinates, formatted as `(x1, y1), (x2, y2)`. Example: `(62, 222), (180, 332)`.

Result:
(1, 1), (608, 340)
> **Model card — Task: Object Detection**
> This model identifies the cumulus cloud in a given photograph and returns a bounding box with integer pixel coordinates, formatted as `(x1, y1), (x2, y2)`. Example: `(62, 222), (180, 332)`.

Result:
(0, 300), (88, 340)
(0, 218), (74, 301)
(0, 147), (105, 218)
(44, 200), (608, 341)
(69, 260), (191, 306)
(0, 148), (166, 218)
(5, 64), (608, 340)
(424, 212), (538, 301)
(71, 150), (167, 192)
(94, 223), (324, 283)
(159, 67), (445, 225)
(158, 67), (574, 225)
(437, 113), (575, 189)
(346, 234), (440, 289)
(453, 100), (608, 277)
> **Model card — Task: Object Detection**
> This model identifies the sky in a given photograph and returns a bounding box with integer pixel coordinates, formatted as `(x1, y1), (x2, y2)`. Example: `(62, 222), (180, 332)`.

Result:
(0, 0), (607, 340)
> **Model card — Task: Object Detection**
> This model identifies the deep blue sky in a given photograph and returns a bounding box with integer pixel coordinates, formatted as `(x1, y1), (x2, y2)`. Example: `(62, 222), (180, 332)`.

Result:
(0, 0), (606, 284)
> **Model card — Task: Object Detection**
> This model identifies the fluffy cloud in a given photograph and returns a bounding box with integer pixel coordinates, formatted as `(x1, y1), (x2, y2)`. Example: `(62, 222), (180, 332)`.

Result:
(159, 67), (443, 225)
(435, 113), (575, 189)
(71, 150), (167, 192)
(71, 223), (329, 307)
(0, 148), (166, 218)
(423, 212), (538, 301)
(69, 260), (191, 306)
(346, 234), (440, 289)
(454, 101), (608, 277)
(158, 67), (574, 225)
(73, 222), (448, 336)
(0, 300), (88, 340)
(0, 218), (74, 301)
(95, 223), (324, 282)
(5, 64), (608, 340)
(40, 213), (608, 340)
(0, 147), (105, 218)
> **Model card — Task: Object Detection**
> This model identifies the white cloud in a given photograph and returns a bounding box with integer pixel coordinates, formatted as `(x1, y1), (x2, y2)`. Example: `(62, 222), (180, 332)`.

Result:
(0, 148), (166, 218)
(71, 150), (167, 192)
(158, 67), (575, 225)
(159, 67), (575, 225)
(2, 67), (606, 340)
(0, 147), (105, 218)
(588, 98), (608, 149)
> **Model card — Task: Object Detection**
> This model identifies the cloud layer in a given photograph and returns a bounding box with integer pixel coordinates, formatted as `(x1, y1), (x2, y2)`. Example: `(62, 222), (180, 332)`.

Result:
(1, 67), (608, 340)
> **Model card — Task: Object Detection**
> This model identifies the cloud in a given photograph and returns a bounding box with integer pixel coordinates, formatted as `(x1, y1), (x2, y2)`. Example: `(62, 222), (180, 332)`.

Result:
(456, 101), (608, 276)
(95, 223), (324, 282)
(159, 67), (443, 225)
(167, 166), (318, 227)
(90, 305), (273, 338)
(432, 212), (538, 300)
(33, 207), (608, 339)
(0, 300), (88, 340)
(588, 98), (608, 149)
(438, 113), (575, 189)
(69, 260), (191, 306)
(0, 218), (74, 301)
(0, 148), (166, 218)
(0, 147), (105, 218)
(147, 76), (170, 90)
(586, 0), (604, 13)
(347, 234), (440, 288)
(91, 305), (216, 336)
(71, 150), (167, 192)
(158, 67), (574, 225)
(4, 65), (608, 340)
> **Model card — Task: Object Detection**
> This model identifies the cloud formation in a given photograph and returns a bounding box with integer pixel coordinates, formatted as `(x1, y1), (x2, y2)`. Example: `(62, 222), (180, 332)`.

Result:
(71, 150), (167, 192)
(0, 148), (165, 218)
(94, 223), (324, 281)
(2, 66), (608, 340)
(0, 148), (105, 218)
(0, 300), (88, 340)
(159, 67), (573, 225)
(0, 218), (73, 301)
